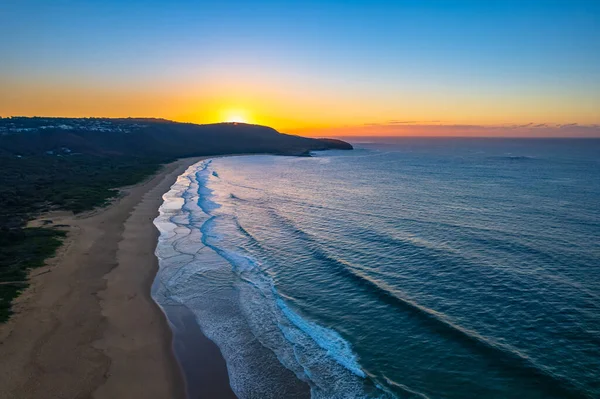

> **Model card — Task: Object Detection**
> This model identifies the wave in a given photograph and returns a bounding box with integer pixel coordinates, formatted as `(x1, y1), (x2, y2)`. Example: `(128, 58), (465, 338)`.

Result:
(275, 297), (366, 378)
(264, 208), (586, 398)
(381, 377), (431, 399)
(199, 217), (373, 395)
(328, 258), (585, 398)
(156, 157), (590, 399)
(200, 216), (262, 274)
(199, 227), (380, 397)
(193, 161), (221, 215)
(155, 159), (394, 398)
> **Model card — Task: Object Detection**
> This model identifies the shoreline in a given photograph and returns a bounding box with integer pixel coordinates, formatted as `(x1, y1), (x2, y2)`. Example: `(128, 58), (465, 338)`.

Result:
(154, 156), (312, 399)
(0, 157), (233, 398)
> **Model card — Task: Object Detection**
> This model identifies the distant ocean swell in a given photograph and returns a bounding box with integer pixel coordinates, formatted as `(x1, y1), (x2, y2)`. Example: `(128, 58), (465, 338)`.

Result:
(153, 160), (397, 398)
(260, 205), (583, 398)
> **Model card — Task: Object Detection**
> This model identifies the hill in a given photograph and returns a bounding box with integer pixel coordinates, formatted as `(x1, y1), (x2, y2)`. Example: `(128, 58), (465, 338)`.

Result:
(0, 117), (352, 157)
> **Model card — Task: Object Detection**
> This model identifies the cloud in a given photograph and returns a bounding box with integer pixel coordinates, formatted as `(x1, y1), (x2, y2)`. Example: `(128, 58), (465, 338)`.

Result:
(505, 123), (534, 129)
(386, 120), (442, 124)
(364, 120), (443, 126)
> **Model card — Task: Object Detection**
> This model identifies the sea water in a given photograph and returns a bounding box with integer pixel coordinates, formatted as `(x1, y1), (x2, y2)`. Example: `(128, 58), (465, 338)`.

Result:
(153, 138), (600, 399)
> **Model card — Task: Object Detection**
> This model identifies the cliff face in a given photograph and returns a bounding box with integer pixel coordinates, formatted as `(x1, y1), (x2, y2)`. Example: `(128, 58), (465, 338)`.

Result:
(0, 118), (352, 157)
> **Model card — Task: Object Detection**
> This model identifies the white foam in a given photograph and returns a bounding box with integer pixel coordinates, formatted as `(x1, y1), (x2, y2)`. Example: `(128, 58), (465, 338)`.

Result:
(276, 297), (366, 378)
(153, 159), (395, 399)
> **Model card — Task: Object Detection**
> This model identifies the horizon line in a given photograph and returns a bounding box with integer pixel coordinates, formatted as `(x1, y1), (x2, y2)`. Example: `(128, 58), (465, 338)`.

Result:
(2, 115), (600, 138)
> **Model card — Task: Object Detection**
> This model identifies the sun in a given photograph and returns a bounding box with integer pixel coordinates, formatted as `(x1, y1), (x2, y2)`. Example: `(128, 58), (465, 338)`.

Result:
(226, 115), (246, 123)
(222, 109), (250, 124)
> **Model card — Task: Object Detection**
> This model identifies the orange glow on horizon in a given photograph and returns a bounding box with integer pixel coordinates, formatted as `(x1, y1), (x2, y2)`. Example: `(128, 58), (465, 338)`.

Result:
(1, 79), (599, 137)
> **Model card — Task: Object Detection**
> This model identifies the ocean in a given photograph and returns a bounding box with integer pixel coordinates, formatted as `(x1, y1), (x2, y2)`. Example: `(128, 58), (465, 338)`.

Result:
(153, 138), (600, 399)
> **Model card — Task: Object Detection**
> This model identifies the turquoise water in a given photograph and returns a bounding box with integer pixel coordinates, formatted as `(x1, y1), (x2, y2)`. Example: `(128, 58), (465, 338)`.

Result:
(153, 139), (600, 398)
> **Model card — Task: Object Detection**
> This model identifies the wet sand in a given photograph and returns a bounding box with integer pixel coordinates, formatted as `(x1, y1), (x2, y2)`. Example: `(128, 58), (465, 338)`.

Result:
(164, 304), (237, 399)
(0, 157), (234, 399)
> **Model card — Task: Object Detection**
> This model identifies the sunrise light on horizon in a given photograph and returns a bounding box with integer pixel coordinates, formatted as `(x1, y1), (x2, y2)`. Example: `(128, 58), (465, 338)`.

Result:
(1, 1), (599, 137)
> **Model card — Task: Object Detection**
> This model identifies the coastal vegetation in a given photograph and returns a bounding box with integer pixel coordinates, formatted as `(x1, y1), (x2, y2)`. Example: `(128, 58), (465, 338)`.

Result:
(0, 117), (351, 321)
(0, 228), (66, 321)
(0, 156), (164, 321)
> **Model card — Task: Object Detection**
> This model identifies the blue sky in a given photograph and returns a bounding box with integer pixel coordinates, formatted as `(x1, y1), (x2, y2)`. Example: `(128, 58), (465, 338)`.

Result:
(1, 0), (599, 135)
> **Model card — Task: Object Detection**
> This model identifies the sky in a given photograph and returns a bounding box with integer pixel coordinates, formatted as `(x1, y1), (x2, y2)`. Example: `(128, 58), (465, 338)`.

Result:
(1, 0), (599, 136)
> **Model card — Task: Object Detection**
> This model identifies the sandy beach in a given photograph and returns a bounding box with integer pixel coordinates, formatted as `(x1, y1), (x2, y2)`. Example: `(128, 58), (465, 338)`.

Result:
(0, 157), (232, 399)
